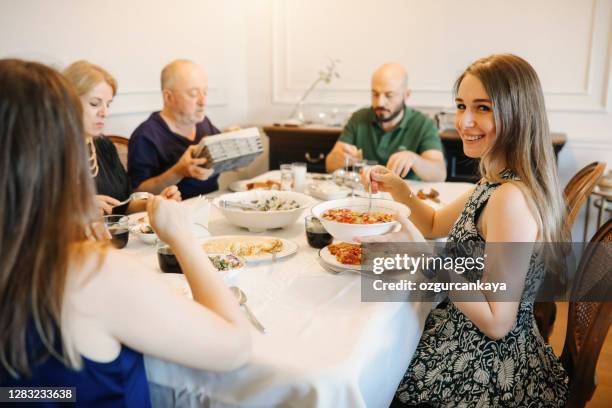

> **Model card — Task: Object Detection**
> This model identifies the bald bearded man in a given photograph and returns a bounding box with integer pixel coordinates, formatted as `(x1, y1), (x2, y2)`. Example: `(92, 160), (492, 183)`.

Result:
(326, 63), (446, 181)
(128, 59), (220, 198)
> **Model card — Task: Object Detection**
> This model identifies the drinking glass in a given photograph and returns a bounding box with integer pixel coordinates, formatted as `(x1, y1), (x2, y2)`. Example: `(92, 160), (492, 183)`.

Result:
(343, 171), (362, 197)
(292, 162), (307, 193)
(156, 240), (183, 273)
(362, 161), (379, 190)
(353, 159), (367, 177)
(103, 215), (129, 249)
(305, 216), (333, 249)
(280, 164), (293, 191)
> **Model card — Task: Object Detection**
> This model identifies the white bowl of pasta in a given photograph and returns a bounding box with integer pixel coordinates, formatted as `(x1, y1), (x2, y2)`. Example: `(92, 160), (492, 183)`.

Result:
(311, 197), (410, 242)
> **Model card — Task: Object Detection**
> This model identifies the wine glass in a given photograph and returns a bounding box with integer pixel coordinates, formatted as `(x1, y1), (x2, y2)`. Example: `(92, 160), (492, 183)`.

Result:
(343, 171), (362, 198)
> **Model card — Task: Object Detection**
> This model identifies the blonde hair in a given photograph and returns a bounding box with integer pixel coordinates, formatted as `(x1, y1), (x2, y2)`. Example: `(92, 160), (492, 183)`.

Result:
(63, 60), (117, 97)
(454, 54), (567, 244)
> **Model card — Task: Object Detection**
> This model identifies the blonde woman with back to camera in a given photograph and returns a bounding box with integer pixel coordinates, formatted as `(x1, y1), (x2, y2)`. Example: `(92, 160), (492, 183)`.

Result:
(0, 59), (251, 406)
(361, 54), (569, 407)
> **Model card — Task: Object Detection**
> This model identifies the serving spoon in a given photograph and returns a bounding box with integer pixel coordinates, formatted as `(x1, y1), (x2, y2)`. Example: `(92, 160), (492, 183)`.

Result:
(230, 287), (266, 333)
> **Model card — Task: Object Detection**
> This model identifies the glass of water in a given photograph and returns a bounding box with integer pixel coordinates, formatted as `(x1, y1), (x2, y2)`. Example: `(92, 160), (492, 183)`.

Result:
(353, 159), (368, 177)
(291, 162), (307, 192)
(280, 164), (293, 191)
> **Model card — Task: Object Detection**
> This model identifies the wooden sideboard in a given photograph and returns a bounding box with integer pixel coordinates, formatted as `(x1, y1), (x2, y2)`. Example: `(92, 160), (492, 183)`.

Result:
(263, 125), (567, 182)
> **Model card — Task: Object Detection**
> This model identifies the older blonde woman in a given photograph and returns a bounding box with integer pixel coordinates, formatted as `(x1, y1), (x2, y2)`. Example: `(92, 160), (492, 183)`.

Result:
(63, 60), (180, 214)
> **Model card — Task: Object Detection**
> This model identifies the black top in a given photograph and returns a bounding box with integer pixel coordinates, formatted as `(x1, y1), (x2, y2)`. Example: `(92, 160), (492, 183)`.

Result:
(93, 136), (131, 214)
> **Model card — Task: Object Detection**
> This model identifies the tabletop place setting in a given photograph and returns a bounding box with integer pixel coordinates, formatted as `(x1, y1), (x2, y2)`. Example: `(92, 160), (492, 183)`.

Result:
(112, 164), (430, 339)
(133, 166), (475, 407)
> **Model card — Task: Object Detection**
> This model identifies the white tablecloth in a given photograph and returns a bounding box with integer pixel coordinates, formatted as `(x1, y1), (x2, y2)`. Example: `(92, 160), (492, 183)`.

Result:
(126, 173), (473, 408)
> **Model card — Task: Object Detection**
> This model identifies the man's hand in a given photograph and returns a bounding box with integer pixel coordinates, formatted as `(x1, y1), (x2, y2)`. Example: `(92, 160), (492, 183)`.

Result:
(160, 185), (182, 202)
(174, 145), (215, 181)
(387, 151), (417, 178)
(95, 194), (121, 216)
(326, 141), (363, 172)
(338, 142), (362, 164)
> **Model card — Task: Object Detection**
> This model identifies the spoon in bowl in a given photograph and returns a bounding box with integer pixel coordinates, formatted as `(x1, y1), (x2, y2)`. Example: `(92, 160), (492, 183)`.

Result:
(230, 287), (266, 334)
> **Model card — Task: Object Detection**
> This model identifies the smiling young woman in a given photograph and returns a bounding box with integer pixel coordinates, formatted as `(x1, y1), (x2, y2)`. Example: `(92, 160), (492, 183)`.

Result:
(362, 54), (569, 407)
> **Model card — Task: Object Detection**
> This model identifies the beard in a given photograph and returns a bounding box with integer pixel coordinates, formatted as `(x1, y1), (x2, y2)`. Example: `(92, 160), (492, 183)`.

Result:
(373, 104), (405, 123)
(177, 109), (206, 126)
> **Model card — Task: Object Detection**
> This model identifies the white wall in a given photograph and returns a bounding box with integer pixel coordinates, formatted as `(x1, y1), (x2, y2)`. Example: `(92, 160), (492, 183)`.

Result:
(0, 0), (249, 132)
(244, 0), (612, 239)
(246, 0), (612, 180)
(1, 0), (610, 237)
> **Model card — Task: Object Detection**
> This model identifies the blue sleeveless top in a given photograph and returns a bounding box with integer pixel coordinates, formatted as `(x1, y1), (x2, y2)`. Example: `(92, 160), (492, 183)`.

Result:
(0, 328), (152, 407)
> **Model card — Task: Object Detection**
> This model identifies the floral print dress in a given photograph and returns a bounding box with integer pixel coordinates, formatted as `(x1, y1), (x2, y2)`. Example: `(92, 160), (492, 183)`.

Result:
(395, 172), (569, 407)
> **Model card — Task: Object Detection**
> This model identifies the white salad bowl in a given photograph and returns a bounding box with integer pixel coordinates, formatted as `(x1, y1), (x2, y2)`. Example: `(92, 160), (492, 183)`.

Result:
(213, 190), (312, 232)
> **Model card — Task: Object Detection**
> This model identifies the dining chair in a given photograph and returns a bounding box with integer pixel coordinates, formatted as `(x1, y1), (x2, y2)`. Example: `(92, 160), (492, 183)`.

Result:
(535, 161), (606, 342)
(107, 135), (129, 171)
(561, 218), (611, 408)
(564, 162), (607, 233)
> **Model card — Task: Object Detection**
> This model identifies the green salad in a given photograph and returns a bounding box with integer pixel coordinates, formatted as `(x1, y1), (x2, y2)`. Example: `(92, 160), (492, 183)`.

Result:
(209, 254), (243, 271)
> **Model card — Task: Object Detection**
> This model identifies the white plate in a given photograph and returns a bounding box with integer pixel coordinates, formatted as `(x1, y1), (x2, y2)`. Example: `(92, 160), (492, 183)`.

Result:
(200, 235), (298, 262)
(318, 245), (364, 272)
(307, 181), (351, 200)
(229, 178), (281, 192)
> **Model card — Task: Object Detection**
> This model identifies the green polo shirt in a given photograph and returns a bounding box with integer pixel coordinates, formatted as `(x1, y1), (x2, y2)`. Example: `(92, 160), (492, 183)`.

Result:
(338, 107), (442, 180)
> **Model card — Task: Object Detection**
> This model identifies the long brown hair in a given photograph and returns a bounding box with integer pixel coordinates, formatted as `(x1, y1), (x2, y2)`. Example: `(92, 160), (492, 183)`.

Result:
(453, 54), (567, 244)
(0, 59), (100, 378)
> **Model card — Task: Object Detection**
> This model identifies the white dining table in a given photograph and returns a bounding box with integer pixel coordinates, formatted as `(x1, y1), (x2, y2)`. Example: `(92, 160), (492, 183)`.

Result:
(125, 172), (474, 408)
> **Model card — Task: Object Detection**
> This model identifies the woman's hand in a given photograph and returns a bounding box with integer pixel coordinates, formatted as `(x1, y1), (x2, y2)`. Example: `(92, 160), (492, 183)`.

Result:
(355, 214), (426, 243)
(362, 165), (410, 195)
(146, 196), (192, 246)
(160, 185), (182, 202)
(95, 194), (121, 216)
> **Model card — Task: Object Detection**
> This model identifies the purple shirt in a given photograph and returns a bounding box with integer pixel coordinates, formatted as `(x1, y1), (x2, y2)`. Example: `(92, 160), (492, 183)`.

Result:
(128, 112), (220, 199)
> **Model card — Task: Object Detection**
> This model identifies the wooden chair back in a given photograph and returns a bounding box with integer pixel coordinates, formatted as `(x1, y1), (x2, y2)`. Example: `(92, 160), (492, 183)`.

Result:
(561, 219), (612, 407)
(564, 161), (606, 232)
(106, 135), (129, 171)
(535, 162), (607, 342)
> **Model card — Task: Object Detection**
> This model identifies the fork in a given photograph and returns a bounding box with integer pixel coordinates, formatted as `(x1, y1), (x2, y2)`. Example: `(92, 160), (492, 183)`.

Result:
(112, 191), (150, 208)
